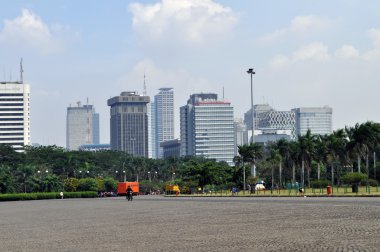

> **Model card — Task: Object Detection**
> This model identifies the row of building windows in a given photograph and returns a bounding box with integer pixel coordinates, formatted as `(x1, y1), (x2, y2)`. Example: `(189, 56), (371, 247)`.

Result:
(0, 93), (24, 97)
(0, 128), (24, 131)
(0, 113), (24, 116)
(0, 98), (23, 101)
(0, 137), (24, 141)
(0, 103), (24, 106)
(0, 108), (23, 111)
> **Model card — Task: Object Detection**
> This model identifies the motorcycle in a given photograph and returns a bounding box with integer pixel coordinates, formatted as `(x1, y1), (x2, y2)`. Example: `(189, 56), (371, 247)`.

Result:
(126, 191), (133, 201)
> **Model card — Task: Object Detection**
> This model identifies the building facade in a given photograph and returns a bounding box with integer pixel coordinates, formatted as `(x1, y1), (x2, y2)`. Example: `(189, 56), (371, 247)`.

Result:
(257, 110), (296, 140)
(0, 81), (30, 151)
(234, 118), (247, 156)
(108, 91), (150, 157)
(160, 139), (181, 158)
(244, 104), (273, 142)
(154, 88), (174, 158)
(180, 93), (235, 165)
(66, 102), (99, 150)
(292, 106), (333, 136)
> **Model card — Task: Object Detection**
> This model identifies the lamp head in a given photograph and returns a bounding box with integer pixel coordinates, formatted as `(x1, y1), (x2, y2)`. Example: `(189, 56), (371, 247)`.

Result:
(247, 68), (255, 74)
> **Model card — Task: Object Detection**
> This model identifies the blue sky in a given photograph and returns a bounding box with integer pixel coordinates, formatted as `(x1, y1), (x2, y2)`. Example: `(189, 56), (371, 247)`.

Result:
(1, 0), (380, 147)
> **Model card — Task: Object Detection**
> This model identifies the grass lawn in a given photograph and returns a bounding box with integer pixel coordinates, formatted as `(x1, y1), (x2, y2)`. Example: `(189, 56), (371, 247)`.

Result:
(177, 186), (380, 197)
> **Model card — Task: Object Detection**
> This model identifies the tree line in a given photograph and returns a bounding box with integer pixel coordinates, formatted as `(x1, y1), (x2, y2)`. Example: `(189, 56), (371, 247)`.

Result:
(237, 121), (380, 189)
(0, 121), (379, 194)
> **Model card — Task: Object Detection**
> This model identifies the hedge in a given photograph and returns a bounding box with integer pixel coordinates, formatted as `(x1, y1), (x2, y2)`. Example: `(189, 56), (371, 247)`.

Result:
(0, 191), (98, 202)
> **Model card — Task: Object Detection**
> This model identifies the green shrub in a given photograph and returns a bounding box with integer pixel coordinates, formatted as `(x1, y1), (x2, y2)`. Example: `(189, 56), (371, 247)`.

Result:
(103, 177), (118, 192)
(77, 178), (97, 191)
(0, 191), (98, 201)
(310, 179), (330, 187)
(364, 179), (378, 187)
(64, 177), (80, 192)
(341, 172), (367, 184)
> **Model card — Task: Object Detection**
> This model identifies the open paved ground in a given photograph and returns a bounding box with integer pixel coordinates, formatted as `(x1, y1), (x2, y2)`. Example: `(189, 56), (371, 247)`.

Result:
(0, 196), (379, 252)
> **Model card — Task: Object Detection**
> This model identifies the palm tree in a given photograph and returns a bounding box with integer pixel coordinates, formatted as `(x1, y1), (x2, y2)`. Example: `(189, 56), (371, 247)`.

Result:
(325, 129), (348, 185)
(297, 129), (316, 188)
(267, 144), (281, 190)
(237, 143), (263, 189)
(346, 122), (380, 178)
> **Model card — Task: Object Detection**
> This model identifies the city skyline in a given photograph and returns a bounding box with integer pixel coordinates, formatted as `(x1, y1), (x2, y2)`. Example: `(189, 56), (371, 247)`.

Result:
(1, 1), (379, 147)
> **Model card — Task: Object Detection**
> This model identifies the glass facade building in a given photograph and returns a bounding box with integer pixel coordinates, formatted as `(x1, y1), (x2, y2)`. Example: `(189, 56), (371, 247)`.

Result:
(154, 88), (174, 159)
(180, 93), (235, 165)
(66, 102), (99, 150)
(292, 106), (333, 136)
(108, 92), (150, 157)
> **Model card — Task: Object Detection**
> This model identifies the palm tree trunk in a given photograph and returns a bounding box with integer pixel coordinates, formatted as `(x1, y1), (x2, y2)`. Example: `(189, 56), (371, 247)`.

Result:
(279, 161), (282, 188)
(358, 154), (361, 173)
(317, 163), (320, 180)
(292, 164), (295, 184)
(366, 154), (369, 178)
(271, 165), (274, 191)
(301, 160), (305, 187)
(331, 163), (334, 186)
(374, 152), (376, 180)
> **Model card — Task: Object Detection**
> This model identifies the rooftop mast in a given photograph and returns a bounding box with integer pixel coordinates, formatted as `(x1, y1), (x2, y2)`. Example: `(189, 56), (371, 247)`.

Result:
(20, 58), (23, 83)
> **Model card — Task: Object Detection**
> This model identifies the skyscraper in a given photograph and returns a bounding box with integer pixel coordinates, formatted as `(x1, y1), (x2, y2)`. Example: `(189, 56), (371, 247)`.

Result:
(66, 102), (99, 150)
(292, 106), (333, 136)
(108, 91), (150, 157)
(180, 93), (235, 165)
(0, 81), (30, 151)
(153, 88), (174, 158)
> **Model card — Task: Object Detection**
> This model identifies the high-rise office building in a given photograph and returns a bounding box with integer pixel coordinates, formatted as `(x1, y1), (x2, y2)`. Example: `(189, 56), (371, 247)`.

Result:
(153, 88), (174, 158)
(0, 81), (30, 151)
(234, 118), (247, 155)
(66, 102), (99, 150)
(107, 91), (150, 157)
(258, 110), (296, 139)
(244, 104), (274, 131)
(292, 106), (333, 136)
(148, 101), (155, 158)
(180, 93), (235, 165)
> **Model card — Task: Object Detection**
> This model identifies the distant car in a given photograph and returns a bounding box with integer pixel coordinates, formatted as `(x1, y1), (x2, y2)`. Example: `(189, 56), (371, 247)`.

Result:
(255, 182), (266, 191)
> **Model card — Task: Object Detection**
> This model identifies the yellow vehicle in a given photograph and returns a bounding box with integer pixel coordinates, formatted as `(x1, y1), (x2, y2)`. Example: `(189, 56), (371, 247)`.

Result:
(165, 185), (180, 195)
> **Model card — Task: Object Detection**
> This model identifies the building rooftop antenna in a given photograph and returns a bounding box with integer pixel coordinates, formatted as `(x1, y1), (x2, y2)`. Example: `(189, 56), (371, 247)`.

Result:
(143, 71), (147, 96)
(20, 58), (23, 83)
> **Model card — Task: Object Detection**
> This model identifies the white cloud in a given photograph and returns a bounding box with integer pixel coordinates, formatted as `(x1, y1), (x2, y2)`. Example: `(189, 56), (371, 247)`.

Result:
(257, 15), (333, 44)
(289, 15), (331, 33)
(362, 28), (380, 60)
(269, 42), (331, 68)
(129, 0), (238, 46)
(0, 9), (75, 54)
(334, 45), (359, 59)
(293, 42), (330, 61)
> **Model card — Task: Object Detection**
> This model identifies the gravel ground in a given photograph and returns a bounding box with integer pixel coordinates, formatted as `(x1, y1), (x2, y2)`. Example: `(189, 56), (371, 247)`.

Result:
(0, 196), (379, 252)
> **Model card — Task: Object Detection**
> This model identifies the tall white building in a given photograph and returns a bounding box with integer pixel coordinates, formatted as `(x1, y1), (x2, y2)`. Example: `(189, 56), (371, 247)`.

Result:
(66, 102), (99, 150)
(292, 106), (333, 136)
(153, 88), (174, 158)
(0, 81), (30, 151)
(180, 93), (235, 165)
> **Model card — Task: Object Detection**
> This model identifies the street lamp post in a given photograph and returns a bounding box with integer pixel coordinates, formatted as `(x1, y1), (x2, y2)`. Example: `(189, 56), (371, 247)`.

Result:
(172, 172), (175, 182)
(148, 171), (151, 182)
(247, 68), (256, 179)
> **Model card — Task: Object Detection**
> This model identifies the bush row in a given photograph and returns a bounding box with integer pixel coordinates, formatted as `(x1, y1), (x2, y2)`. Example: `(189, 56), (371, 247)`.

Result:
(0, 191), (98, 201)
